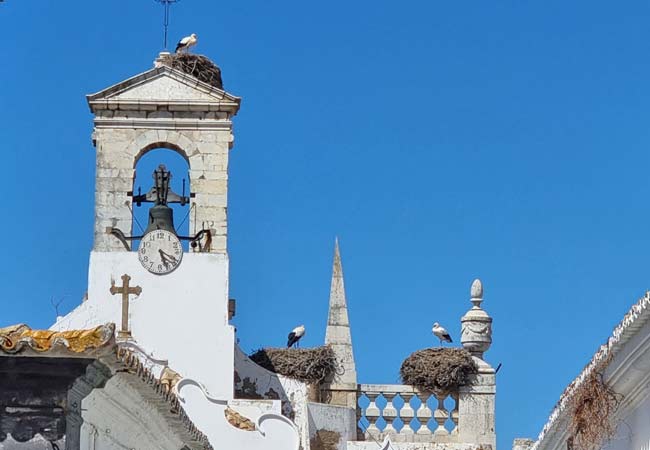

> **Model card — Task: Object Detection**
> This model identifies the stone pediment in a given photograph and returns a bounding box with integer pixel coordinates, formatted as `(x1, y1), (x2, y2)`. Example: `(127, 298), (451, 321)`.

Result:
(87, 65), (240, 114)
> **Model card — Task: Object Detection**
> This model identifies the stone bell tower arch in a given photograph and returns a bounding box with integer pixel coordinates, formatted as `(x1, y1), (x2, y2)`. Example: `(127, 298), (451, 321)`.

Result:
(87, 58), (240, 253)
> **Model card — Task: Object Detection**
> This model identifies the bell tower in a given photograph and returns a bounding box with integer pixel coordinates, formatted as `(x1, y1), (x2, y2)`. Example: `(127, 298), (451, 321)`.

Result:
(53, 54), (241, 399)
(87, 56), (239, 253)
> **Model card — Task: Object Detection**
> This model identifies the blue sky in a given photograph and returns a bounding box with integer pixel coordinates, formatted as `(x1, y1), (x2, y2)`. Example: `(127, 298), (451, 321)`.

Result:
(2, 1), (650, 448)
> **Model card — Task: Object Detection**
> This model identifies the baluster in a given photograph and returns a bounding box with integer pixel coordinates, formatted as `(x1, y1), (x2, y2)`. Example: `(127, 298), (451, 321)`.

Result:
(356, 392), (364, 441)
(364, 392), (381, 439)
(433, 392), (449, 436)
(383, 393), (398, 435)
(415, 392), (432, 436)
(399, 392), (415, 436)
(450, 391), (459, 435)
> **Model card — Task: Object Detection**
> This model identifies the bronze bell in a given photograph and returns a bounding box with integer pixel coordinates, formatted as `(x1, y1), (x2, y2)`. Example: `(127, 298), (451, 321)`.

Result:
(143, 204), (177, 235)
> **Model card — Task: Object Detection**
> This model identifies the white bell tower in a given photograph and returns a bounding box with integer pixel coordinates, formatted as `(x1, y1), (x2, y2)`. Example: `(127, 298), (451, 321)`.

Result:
(53, 54), (241, 399)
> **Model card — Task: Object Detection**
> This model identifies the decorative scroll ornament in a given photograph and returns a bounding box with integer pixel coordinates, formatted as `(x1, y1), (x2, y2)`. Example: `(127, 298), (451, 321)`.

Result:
(461, 278), (493, 358)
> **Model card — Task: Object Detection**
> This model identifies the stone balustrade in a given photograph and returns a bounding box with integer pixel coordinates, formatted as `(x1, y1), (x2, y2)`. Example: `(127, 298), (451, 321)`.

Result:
(357, 384), (460, 443)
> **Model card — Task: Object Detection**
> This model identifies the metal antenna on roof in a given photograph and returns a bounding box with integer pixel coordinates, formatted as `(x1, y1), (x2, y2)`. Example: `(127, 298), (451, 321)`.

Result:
(154, 0), (181, 51)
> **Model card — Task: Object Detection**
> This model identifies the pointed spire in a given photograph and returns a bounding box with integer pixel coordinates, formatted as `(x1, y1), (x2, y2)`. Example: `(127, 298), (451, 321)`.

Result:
(327, 237), (349, 327)
(324, 237), (357, 407)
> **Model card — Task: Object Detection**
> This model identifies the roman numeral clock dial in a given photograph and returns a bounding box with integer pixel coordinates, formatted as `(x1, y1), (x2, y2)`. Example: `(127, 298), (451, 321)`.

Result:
(138, 230), (183, 275)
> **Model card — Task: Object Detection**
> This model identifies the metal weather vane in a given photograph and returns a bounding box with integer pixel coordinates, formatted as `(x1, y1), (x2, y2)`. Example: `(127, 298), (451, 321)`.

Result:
(155, 0), (181, 50)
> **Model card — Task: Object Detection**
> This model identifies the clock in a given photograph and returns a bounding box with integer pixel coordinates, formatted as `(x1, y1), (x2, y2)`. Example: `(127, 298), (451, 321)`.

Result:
(138, 230), (183, 275)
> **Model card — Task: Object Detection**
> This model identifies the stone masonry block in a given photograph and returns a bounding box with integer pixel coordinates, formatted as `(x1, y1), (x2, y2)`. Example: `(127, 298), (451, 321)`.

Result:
(147, 111), (173, 119)
(195, 142), (219, 154)
(97, 149), (137, 169)
(95, 206), (130, 220)
(193, 206), (227, 223)
(95, 177), (134, 192)
(119, 111), (147, 119)
(195, 193), (227, 207)
(210, 236), (227, 252)
(197, 132), (218, 143)
(96, 168), (135, 178)
(95, 191), (118, 206)
(219, 132), (235, 144)
(97, 129), (136, 144)
(156, 129), (170, 144)
(173, 111), (206, 120)
(201, 151), (228, 163)
(176, 133), (194, 152)
(188, 155), (208, 171)
(191, 179), (228, 193)
(192, 170), (228, 181)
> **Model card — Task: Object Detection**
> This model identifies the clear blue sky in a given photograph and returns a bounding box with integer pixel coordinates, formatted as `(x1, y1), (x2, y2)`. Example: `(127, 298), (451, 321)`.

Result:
(2, 1), (650, 448)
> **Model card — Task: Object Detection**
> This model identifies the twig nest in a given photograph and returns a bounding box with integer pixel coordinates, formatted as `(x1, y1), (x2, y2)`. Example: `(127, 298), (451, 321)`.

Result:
(567, 357), (621, 450)
(249, 346), (338, 384)
(400, 348), (478, 394)
(162, 53), (223, 89)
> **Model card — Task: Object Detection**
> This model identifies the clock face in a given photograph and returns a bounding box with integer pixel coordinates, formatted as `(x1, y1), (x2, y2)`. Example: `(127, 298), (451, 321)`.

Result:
(138, 230), (183, 275)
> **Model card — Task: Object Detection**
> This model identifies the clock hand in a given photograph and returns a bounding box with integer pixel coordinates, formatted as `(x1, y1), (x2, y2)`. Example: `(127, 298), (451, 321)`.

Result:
(158, 249), (178, 268)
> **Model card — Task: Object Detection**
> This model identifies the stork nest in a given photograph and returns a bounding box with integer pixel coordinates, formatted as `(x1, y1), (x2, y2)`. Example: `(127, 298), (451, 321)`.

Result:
(249, 346), (338, 384)
(567, 355), (622, 450)
(162, 53), (223, 89)
(400, 348), (478, 394)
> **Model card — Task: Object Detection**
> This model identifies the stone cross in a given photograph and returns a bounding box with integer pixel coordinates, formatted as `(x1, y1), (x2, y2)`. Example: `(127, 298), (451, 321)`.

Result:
(110, 274), (142, 338)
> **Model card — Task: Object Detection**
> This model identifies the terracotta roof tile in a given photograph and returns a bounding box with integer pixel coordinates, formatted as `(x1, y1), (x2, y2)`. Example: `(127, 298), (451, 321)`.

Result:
(0, 323), (115, 354)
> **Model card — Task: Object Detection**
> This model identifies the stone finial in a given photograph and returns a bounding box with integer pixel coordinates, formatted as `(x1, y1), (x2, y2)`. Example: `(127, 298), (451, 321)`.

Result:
(461, 278), (493, 358)
(470, 279), (483, 306)
(154, 51), (172, 68)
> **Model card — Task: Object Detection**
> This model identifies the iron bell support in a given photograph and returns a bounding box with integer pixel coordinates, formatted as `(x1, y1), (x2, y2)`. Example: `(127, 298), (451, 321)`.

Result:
(107, 165), (210, 251)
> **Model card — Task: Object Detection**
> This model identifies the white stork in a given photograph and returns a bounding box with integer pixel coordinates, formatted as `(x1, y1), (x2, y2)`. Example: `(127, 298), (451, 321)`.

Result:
(432, 322), (453, 345)
(175, 33), (198, 53)
(287, 325), (305, 348)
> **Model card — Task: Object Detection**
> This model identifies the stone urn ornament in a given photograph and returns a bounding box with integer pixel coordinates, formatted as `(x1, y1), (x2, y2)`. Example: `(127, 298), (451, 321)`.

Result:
(460, 279), (493, 358)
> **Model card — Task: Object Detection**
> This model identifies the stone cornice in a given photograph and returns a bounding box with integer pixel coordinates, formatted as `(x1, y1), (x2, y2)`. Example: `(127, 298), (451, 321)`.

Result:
(88, 99), (240, 114)
(92, 118), (234, 130)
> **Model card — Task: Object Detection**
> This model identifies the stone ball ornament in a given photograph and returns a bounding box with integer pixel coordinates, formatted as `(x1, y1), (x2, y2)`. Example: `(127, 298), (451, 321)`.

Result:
(461, 278), (493, 358)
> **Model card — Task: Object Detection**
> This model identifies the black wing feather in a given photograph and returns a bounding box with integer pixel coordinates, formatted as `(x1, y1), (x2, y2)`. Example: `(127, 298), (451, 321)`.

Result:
(287, 331), (297, 347)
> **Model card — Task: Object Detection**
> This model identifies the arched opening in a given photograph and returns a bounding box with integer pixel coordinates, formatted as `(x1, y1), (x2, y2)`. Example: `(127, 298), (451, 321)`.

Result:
(131, 148), (192, 251)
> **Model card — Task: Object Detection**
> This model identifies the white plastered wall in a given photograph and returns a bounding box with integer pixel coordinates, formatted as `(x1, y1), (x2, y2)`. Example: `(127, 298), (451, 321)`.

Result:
(53, 251), (234, 399)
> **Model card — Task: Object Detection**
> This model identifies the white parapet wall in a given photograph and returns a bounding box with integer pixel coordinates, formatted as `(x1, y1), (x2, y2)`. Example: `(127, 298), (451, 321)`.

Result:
(234, 346), (311, 449)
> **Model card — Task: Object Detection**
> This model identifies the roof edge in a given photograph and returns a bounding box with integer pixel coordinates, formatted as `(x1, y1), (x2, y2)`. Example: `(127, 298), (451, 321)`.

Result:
(531, 291), (650, 450)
